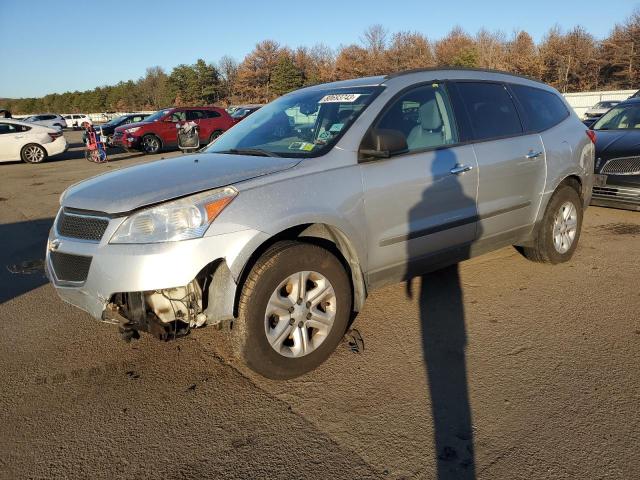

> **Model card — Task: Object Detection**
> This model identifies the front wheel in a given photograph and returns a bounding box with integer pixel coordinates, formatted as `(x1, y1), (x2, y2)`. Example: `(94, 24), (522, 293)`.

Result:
(517, 185), (583, 264)
(208, 130), (222, 144)
(141, 134), (161, 154)
(231, 241), (352, 379)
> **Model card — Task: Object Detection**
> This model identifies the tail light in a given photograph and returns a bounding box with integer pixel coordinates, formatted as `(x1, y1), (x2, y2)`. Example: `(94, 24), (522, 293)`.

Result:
(48, 131), (62, 141)
(586, 130), (596, 144)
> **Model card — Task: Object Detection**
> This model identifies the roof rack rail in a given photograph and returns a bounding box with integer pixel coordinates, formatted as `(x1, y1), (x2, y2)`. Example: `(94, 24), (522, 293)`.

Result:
(384, 66), (545, 85)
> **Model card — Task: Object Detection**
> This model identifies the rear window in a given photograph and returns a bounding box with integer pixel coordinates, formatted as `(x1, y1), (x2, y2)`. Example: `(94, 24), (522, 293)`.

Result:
(511, 84), (569, 132)
(454, 82), (522, 141)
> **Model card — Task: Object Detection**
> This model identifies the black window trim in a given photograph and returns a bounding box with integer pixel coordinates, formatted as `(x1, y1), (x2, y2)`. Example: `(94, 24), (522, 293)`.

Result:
(358, 80), (466, 163)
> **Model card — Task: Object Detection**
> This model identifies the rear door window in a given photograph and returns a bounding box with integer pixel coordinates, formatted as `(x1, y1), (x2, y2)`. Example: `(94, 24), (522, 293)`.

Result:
(203, 110), (221, 119)
(510, 84), (569, 132)
(453, 82), (523, 141)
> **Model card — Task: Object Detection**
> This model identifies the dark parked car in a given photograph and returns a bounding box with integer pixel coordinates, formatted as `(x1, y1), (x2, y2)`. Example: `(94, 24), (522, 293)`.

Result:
(590, 98), (640, 211)
(231, 105), (262, 121)
(99, 113), (150, 146)
(113, 107), (234, 154)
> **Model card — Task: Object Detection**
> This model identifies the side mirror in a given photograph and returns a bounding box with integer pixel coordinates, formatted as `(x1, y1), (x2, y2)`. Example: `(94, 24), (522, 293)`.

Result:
(359, 129), (408, 162)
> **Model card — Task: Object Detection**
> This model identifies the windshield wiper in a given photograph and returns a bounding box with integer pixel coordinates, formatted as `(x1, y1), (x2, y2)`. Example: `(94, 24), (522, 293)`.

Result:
(218, 148), (280, 158)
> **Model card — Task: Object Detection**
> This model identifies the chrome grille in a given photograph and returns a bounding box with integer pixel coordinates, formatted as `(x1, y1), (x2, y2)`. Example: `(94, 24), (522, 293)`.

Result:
(601, 157), (640, 175)
(50, 251), (92, 283)
(593, 185), (640, 205)
(57, 209), (109, 241)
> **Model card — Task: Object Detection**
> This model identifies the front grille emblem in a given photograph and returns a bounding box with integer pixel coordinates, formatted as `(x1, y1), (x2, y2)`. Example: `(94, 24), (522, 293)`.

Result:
(49, 238), (61, 252)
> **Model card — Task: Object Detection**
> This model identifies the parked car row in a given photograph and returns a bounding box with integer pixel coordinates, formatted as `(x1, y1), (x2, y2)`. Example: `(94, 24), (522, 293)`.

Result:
(62, 114), (92, 129)
(98, 113), (150, 146)
(112, 106), (235, 154)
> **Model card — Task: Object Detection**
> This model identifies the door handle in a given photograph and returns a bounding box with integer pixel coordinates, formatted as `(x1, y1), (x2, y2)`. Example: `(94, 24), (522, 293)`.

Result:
(525, 150), (543, 159)
(450, 164), (473, 175)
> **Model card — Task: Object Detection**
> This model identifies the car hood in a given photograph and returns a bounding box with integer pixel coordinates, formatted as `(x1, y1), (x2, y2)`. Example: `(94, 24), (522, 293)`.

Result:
(62, 153), (301, 214)
(594, 129), (640, 161)
(113, 120), (153, 133)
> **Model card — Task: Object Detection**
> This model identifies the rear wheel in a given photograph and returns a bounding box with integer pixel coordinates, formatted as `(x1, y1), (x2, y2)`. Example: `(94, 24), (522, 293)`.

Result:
(21, 144), (47, 163)
(518, 184), (583, 264)
(142, 134), (161, 154)
(230, 241), (352, 379)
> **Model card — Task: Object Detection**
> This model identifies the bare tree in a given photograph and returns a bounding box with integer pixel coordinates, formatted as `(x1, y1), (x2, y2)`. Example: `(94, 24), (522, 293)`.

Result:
(435, 26), (479, 67)
(385, 31), (434, 72)
(475, 29), (507, 70)
(218, 55), (239, 103)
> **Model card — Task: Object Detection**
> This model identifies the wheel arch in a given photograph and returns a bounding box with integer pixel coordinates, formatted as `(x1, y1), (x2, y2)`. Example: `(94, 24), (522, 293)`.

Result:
(232, 222), (367, 318)
(143, 132), (163, 149)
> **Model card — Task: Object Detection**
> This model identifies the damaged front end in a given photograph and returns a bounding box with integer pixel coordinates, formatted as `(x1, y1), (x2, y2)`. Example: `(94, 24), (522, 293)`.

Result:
(102, 261), (237, 342)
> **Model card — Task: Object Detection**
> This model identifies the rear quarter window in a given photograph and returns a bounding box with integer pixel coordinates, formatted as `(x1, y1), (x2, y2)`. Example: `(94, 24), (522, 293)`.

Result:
(510, 84), (569, 132)
(453, 82), (523, 141)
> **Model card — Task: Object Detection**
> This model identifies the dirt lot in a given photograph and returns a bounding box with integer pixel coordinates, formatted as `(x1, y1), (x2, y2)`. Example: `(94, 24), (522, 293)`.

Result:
(0, 130), (639, 479)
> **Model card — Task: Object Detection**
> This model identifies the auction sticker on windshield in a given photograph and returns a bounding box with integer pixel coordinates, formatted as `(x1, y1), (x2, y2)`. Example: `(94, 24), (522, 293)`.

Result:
(319, 93), (361, 103)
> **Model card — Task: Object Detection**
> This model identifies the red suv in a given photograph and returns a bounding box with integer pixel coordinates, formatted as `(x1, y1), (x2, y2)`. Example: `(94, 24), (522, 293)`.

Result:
(113, 106), (235, 154)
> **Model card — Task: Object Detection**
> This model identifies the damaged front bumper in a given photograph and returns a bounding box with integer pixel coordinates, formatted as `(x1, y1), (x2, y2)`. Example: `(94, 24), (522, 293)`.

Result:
(46, 217), (267, 331)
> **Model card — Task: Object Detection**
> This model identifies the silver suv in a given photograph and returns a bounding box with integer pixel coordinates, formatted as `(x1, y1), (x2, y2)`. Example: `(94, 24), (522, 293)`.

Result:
(47, 69), (594, 379)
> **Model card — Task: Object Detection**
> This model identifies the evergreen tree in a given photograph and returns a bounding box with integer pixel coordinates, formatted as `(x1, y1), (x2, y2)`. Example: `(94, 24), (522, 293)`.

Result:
(271, 56), (303, 96)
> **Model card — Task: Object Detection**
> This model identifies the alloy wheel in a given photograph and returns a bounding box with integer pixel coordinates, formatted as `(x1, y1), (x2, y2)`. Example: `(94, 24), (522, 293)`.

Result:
(552, 201), (578, 254)
(24, 145), (44, 163)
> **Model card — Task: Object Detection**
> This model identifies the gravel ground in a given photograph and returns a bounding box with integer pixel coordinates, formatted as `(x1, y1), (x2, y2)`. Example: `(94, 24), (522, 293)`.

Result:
(0, 131), (639, 479)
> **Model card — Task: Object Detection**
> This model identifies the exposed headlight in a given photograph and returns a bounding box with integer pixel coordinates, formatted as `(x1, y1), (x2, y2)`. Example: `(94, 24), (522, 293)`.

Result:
(125, 127), (141, 134)
(110, 187), (237, 244)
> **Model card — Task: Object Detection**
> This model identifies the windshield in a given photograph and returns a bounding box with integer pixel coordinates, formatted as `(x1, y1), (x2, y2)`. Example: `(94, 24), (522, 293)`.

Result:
(595, 101), (617, 109)
(206, 86), (383, 158)
(103, 115), (126, 126)
(143, 109), (171, 123)
(593, 104), (640, 130)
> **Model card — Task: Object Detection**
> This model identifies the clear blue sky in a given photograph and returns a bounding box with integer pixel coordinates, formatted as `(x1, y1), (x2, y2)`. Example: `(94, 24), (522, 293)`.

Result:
(1, 0), (638, 98)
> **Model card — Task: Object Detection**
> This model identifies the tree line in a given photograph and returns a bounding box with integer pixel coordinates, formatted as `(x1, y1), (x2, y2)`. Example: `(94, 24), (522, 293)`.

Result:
(4, 10), (640, 114)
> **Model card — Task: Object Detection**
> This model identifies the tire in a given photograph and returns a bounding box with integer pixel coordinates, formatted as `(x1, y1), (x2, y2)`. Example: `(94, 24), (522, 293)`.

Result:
(518, 185), (583, 264)
(21, 143), (47, 163)
(208, 130), (222, 144)
(141, 134), (161, 154)
(231, 241), (352, 379)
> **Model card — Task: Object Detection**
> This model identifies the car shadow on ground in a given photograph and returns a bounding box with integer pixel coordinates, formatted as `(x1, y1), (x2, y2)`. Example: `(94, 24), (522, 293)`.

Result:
(0, 218), (54, 304)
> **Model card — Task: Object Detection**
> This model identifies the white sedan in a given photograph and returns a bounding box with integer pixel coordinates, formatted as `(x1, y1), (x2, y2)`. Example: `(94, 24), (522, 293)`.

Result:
(0, 118), (68, 163)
